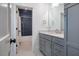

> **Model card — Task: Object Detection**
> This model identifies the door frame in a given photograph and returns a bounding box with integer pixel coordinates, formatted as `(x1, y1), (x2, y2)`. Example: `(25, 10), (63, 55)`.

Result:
(10, 4), (17, 56)
(15, 4), (33, 55)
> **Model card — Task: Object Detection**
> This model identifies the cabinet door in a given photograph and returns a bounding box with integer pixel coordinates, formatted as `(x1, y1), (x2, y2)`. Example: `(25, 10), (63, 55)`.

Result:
(45, 39), (51, 56)
(54, 43), (64, 56)
(54, 37), (64, 46)
(65, 4), (79, 56)
(39, 37), (45, 55)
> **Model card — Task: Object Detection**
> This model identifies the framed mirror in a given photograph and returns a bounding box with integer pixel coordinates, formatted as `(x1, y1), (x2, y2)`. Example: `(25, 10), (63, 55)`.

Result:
(48, 3), (64, 32)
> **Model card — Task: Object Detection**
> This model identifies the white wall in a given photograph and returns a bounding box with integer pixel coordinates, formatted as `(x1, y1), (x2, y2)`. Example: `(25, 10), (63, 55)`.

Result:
(15, 3), (49, 55)
(32, 4), (49, 55)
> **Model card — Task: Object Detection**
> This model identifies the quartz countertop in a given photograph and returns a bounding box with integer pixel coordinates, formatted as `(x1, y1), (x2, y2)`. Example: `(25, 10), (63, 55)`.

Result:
(39, 31), (64, 39)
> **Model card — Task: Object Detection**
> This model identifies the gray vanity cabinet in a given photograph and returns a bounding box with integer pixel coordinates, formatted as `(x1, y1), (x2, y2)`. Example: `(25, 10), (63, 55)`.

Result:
(64, 3), (79, 56)
(39, 33), (64, 56)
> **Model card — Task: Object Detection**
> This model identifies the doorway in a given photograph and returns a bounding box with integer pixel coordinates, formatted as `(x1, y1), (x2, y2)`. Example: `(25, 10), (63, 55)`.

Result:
(18, 8), (32, 36)
(16, 6), (34, 56)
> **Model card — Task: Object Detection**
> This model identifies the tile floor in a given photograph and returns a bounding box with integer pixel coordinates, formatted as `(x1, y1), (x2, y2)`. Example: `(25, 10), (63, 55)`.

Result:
(16, 36), (35, 56)
(16, 36), (43, 56)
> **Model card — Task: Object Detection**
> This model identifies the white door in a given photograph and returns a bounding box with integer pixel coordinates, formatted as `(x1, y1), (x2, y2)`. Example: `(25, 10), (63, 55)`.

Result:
(0, 3), (10, 56)
(0, 3), (17, 56)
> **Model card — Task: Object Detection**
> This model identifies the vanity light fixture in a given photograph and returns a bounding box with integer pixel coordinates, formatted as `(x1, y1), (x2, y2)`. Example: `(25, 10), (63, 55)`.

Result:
(52, 3), (59, 7)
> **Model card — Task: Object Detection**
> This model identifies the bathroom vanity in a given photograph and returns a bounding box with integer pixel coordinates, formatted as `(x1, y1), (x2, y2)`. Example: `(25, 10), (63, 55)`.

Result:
(39, 3), (79, 56)
(39, 31), (65, 56)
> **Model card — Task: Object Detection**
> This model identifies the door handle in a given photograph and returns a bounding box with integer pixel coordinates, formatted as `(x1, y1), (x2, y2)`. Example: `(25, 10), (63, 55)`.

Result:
(10, 38), (16, 44)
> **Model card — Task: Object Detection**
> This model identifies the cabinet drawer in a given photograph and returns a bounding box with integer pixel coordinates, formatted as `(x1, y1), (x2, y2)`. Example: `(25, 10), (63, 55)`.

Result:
(39, 33), (51, 41)
(54, 43), (64, 52)
(53, 37), (64, 46)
